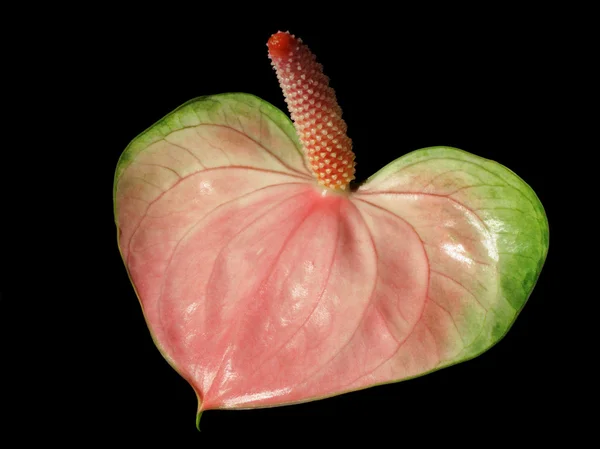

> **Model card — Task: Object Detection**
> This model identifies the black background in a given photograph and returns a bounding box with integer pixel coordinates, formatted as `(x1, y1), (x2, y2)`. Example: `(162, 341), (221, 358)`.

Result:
(32, 7), (570, 441)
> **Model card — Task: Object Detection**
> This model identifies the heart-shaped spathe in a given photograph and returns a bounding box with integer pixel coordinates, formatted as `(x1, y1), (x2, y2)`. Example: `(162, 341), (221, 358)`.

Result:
(114, 93), (548, 418)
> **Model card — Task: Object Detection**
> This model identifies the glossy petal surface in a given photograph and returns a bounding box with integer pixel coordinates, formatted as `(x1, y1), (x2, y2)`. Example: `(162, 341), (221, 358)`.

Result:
(114, 93), (548, 412)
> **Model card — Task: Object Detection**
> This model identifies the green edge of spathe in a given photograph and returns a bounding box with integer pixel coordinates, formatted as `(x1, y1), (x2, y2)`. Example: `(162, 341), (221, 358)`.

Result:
(113, 93), (549, 430)
(113, 93), (302, 213)
(363, 145), (549, 360)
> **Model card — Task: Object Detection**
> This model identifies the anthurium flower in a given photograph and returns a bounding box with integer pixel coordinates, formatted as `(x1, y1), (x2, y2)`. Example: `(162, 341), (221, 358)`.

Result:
(113, 31), (548, 427)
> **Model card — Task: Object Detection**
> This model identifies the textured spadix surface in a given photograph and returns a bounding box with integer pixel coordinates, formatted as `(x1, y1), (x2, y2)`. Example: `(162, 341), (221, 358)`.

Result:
(114, 93), (548, 414)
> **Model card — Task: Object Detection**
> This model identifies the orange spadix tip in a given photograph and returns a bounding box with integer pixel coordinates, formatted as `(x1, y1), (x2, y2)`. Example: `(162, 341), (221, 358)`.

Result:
(267, 31), (296, 58)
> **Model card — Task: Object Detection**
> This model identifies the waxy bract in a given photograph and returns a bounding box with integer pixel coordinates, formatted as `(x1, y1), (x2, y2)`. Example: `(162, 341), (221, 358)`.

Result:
(114, 93), (548, 422)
